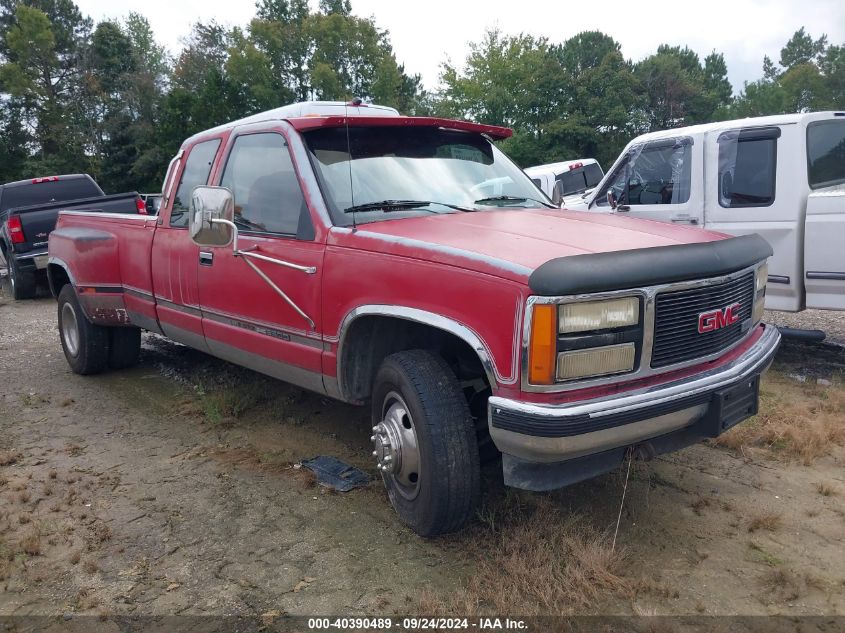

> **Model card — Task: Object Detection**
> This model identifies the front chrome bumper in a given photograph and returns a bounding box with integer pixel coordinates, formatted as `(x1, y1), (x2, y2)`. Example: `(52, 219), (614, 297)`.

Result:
(488, 324), (781, 464)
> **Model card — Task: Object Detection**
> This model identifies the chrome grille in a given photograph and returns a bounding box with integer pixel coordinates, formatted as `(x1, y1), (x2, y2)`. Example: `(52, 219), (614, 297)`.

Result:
(651, 272), (754, 368)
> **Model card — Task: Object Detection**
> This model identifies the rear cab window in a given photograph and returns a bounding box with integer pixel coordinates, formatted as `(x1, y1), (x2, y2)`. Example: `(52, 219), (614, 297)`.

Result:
(0, 177), (103, 213)
(597, 139), (692, 207)
(807, 119), (845, 189)
(556, 162), (604, 196)
(169, 138), (222, 228)
(717, 127), (779, 208)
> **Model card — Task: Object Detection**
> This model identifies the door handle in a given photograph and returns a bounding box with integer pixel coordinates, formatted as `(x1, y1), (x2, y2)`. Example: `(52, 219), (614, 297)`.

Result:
(670, 214), (698, 225)
(199, 251), (214, 266)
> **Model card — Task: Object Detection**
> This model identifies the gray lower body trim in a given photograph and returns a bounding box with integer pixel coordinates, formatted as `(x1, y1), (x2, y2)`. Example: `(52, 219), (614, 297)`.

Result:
(205, 337), (327, 395)
(160, 322), (210, 353)
(126, 310), (163, 335)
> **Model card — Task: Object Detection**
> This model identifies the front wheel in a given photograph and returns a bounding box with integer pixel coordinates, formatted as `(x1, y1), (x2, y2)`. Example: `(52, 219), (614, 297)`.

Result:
(371, 350), (480, 536)
(58, 285), (110, 375)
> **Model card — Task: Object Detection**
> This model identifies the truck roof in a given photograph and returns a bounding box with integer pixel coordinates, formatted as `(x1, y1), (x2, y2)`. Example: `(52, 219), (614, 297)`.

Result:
(184, 100), (513, 146)
(1, 173), (92, 190)
(524, 159), (599, 177)
(630, 111), (845, 145)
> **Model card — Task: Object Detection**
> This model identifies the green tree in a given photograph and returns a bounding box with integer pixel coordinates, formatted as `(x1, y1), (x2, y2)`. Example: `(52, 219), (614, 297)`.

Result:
(779, 27), (827, 68)
(728, 27), (845, 116)
(635, 45), (732, 130)
(0, 3), (90, 173)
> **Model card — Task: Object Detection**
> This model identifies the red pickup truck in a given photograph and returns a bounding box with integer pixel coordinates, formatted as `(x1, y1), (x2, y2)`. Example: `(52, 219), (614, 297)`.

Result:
(48, 101), (781, 536)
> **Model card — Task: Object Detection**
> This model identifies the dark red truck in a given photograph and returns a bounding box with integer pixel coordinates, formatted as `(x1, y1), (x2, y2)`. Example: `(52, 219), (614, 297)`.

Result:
(48, 102), (781, 535)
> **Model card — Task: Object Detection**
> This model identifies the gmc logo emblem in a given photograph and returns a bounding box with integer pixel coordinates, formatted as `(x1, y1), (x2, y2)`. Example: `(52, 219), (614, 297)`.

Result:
(698, 303), (741, 333)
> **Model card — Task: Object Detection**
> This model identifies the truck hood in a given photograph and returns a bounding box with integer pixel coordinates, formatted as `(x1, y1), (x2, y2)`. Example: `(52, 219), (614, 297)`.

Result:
(329, 208), (725, 284)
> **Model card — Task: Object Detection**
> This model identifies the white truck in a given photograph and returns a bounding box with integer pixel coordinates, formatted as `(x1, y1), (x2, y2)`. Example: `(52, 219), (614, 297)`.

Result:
(525, 159), (604, 205)
(564, 112), (845, 312)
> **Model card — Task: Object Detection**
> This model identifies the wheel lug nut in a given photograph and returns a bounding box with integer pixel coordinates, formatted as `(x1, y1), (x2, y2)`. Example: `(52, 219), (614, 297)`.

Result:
(372, 425), (379, 432)
(372, 451), (377, 457)
(370, 435), (376, 442)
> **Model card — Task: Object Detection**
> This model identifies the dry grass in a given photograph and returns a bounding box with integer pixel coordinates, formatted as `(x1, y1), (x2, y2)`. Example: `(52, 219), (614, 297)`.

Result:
(747, 512), (782, 533)
(816, 482), (839, 497)
(17, 490), (30, 503)
(0, 450), (22, 466)
(20, 529), (41, 556)
(417, 495), (630, 616)
(69, 550), (81, 565)
(761, 568), (802, 602)
(713, 372), (845, 464)
(83, 558), (98, 574)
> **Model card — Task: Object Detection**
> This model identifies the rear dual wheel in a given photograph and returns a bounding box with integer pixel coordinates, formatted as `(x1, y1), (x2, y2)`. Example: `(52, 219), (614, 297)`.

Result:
(371, 350), (481, 537)
(57, 285), (141, 374)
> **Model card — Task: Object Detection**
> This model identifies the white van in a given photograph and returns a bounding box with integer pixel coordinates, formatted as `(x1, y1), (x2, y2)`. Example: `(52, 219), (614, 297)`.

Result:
(565, 112), (845, 312)
(525, 159), (604, 205)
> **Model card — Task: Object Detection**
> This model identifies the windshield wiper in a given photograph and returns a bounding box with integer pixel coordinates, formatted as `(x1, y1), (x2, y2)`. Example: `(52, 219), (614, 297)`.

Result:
(343, 200), (475, 214)
(473, 195), (556, 209)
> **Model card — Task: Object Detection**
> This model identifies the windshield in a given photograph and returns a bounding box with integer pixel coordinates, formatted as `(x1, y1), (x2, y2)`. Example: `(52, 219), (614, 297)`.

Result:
(304, 126), (552, 225)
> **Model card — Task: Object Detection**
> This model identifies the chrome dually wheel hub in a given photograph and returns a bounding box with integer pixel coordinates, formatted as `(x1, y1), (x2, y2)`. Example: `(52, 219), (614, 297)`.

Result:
(372, 392), (421, 499)
(61, 302), (80, 357)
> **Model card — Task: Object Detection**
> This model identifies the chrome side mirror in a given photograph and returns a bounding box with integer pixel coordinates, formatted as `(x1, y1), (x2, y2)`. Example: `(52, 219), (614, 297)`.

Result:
(189, 186), (235, 247)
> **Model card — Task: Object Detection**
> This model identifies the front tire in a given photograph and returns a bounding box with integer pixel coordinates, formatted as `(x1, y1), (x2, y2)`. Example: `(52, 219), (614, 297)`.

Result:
(371, 350), (480, 536)
(58, 285), (110, 375)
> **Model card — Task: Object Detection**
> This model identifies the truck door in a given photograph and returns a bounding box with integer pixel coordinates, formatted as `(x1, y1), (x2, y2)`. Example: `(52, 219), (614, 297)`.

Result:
(197, 130), (325, 393)
(804, 118), (845, 310)
(702, 125), (804, 311)
(591, 137), (704, 227)
(151, 137), (224, 348)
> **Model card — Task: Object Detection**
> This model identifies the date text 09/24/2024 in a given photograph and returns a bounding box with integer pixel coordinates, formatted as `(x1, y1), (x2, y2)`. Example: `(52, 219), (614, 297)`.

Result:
(307, 618), (527, 630)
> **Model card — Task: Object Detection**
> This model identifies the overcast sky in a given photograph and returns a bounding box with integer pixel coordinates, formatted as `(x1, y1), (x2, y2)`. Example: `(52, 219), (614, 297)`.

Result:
(74, 0), (845, 95)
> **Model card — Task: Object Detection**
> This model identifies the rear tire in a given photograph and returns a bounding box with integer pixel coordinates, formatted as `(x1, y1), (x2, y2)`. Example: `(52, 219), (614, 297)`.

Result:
(371, 350), (481, 536)
(109, 327), (141, 369)
(58, 285), (110, 375)
(8, 257), (37, 300)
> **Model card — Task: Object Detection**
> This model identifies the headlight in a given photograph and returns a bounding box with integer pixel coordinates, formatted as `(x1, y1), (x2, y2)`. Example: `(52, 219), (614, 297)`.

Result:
(558, 297), (640, 333)
(557, 343), (636, 381)
(528, 298), (641, 385)
(753, 262), (768, 323)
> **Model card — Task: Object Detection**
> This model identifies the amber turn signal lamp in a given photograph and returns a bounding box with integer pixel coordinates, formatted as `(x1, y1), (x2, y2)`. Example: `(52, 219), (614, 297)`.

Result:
(528, 304), (556, 385)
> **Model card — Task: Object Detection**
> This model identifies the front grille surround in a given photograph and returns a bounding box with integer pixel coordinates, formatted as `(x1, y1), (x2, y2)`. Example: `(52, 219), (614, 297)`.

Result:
(521, 263), (765, 393)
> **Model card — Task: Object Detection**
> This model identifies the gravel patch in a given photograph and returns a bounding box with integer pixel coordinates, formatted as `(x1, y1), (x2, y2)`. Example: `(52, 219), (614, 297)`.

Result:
(765, 309), (845, 347)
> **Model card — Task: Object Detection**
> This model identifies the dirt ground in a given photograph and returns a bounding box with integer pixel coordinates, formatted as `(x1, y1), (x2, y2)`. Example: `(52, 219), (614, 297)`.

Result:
(1, 292), (844, 620)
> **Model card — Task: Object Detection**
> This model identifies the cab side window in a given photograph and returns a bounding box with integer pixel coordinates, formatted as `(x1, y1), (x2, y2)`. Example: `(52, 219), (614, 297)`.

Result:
(169, 139), (221, 228)
(597, 140), (692, 207)
(220, 133), (311, 238)
(718, 127), (779, 208)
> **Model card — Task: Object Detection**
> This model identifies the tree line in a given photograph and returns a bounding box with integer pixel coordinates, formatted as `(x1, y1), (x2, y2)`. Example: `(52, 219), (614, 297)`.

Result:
(1, 0), (843, 193)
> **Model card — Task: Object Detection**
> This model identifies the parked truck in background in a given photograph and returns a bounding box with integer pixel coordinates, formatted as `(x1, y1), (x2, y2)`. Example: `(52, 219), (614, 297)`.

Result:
(564, 112), (845, 313)
(525, 159), (604, 205)
(0, 174), (145, 299)
(48, 101), (780, 536)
